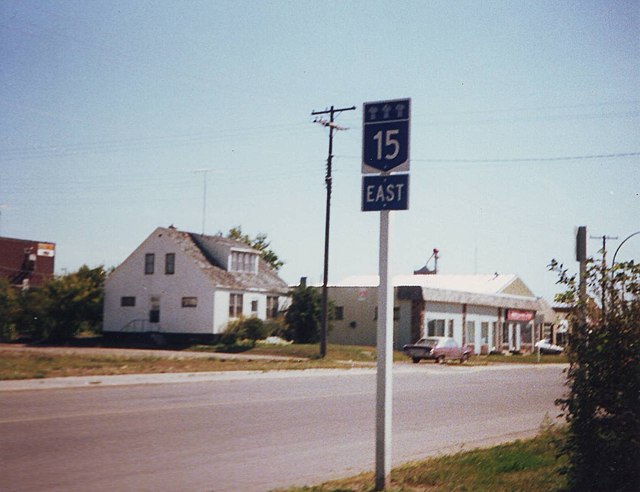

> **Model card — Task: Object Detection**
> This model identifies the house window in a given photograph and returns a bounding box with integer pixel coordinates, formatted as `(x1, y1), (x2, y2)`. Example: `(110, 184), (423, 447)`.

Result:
(121, 296), (136, 307)
(267, 296), (279, 319)
(229, 293), (243, 318)
(165, 253), (175, 275)
(448, 319), (454, 338)
(466, 321), (476, 346)
(521, 323), (532, 344)
(427, 319), (445, 337)
(481, 322), (489, 345)
(182, 297), (197, 308)
(251, 300), (258, 314)
(334, 306), (344, 321)
(145, 253), (155, 274)
(230, 251), (257, 273)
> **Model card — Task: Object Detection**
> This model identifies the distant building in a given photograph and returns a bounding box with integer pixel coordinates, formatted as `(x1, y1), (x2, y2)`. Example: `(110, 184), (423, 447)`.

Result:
(103, 226), (289, 340)
(313, 273), (548, 353)
(0, 236), (55, 289)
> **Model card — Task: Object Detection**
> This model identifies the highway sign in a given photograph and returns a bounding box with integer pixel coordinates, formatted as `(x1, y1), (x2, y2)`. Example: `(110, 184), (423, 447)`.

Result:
(362, 98), (410, 173)
(362, 173), (409, 211)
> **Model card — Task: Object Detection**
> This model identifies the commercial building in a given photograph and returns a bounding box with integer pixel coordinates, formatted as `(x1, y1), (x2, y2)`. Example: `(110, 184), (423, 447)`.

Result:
(0, 236), (55, 289)
(319, 273), (548, 353)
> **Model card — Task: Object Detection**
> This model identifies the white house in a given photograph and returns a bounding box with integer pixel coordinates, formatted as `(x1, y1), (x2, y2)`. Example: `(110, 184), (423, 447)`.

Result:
(317, 273), (548, 353)
(103, 226), (289, 340)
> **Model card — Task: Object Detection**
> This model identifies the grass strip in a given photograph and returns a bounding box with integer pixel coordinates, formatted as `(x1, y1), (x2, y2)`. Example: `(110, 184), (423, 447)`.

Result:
(0, 344), (386, 380)
(277, 426), (567, 491)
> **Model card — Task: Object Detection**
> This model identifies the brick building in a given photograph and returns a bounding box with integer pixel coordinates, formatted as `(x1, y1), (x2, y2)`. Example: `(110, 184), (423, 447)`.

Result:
(0, 236), (55, 289)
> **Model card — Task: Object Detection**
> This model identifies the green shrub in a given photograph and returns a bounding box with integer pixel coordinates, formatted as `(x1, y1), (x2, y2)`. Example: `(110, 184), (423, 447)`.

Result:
(284, 286), (321, 343)
(551, 258), (640, 491)
(223, 316), (270, 341)
(263, 318), (288, 339)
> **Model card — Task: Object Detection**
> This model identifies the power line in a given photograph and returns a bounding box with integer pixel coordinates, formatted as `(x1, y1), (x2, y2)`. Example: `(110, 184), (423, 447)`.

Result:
(336, 151), (640, 164)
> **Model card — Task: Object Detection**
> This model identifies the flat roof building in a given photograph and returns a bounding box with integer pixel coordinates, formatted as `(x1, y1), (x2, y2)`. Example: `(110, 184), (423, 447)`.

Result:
(313, 273), (548, 354)
(0, 236), (55, 289)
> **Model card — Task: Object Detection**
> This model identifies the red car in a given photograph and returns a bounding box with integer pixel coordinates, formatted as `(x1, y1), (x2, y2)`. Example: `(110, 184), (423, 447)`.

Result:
(403, 336), (472, 364)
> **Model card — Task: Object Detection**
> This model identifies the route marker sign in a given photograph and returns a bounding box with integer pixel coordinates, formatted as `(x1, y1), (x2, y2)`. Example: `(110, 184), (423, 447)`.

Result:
(361, 97), (412, 491)
(362, 174), (409, 211)
(362, 98), (411, 173)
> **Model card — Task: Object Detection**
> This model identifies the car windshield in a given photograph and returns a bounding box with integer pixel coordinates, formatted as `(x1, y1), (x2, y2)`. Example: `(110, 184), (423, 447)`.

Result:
(420, 338), (440, 347)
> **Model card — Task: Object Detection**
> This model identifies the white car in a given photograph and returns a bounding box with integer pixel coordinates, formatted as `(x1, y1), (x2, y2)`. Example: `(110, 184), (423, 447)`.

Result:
(534, 339), (564, 355)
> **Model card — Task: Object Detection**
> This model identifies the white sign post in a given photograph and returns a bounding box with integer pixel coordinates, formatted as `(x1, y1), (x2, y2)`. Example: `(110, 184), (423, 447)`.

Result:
(362, 98), (410, 491)
(375, 208), (394, 491)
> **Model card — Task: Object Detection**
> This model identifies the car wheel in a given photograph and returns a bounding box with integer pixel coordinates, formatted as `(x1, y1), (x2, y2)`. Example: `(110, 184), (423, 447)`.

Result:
(460, 354), (469, 363)
(412, 357), (420, 364)
(436, 355), (445, 364)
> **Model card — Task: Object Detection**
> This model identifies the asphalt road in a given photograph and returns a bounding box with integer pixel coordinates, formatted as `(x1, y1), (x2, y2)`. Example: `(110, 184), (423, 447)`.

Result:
(0, 364), (566, 492)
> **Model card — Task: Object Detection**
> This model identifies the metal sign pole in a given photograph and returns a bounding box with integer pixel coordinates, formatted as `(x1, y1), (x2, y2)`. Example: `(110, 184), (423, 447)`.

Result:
(362, 97), (410, 491)
(375, 208), (393, 491)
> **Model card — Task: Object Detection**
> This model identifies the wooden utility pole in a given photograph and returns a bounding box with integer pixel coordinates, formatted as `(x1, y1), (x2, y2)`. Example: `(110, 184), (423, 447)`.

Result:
(311, 104), (356, 358)
(590, 233), (618, 319)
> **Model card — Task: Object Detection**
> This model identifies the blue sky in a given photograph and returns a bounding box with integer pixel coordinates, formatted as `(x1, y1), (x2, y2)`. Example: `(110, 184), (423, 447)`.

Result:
(1, 0), (638, 301)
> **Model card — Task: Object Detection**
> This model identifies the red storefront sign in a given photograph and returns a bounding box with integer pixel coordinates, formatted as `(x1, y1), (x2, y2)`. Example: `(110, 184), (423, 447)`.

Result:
(506, 309), (534, 322)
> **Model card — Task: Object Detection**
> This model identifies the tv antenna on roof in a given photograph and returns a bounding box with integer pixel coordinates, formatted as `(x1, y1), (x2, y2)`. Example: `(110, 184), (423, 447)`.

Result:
(192, 169), (222, 235)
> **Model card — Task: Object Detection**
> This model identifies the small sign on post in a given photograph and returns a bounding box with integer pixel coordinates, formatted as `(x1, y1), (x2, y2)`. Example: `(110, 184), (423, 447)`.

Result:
(362, 174), (409, 212)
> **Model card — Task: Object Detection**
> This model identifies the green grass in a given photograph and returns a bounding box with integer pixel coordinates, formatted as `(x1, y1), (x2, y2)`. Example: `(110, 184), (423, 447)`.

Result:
(277, 425), (568, 492)
(471, 353), (568, 365)
(0, 344), (403, 380)
(0, 342), (566, 380)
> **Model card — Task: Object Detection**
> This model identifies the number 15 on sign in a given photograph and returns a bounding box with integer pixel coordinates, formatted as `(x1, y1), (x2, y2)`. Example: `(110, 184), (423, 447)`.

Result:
(362, 98), (410, 174)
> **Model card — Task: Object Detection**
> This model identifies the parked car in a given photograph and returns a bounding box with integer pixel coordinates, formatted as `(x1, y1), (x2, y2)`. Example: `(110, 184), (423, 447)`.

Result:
(534, 338), (564, 355)
(403, 336), (472, 364)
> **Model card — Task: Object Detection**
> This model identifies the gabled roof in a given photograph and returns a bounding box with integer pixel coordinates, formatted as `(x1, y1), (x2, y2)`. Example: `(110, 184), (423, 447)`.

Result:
(151, 227), (288, 294)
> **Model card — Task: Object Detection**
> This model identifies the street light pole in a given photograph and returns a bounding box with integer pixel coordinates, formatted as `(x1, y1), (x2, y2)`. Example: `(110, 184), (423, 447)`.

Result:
(612, 231), (640, 266)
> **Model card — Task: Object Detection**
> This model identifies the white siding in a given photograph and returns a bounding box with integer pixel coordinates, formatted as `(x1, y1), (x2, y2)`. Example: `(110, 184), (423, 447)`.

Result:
(104, 229), (215, 334)
(424, 302), (464, 341)
(466, 305), (499, 354)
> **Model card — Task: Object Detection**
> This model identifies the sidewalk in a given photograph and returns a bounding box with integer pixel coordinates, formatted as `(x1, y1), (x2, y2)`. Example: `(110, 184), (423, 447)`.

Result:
(0, 367), (379, 392)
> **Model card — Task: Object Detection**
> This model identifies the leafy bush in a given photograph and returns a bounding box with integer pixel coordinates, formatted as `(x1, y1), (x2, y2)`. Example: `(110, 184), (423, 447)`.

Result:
(223, 316), (270, 342)
(1, 265), (106, 342)
(263, 318), (287, 339)
(0, 278), (20, 341)
(284, 286), (321, 343)
(550, 258), (640, 491)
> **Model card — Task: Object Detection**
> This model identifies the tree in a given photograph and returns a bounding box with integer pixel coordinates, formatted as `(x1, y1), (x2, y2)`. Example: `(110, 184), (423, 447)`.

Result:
(226, 226), (284, 272)
(550, 257), (640, 491)
(21, 265), (107, 342)
(0, 278), (20, 341)
(284, 285), (322, 343)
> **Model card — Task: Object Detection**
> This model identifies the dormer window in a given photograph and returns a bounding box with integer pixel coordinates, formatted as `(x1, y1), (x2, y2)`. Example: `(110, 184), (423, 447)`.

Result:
(230, 250), (258, 273)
